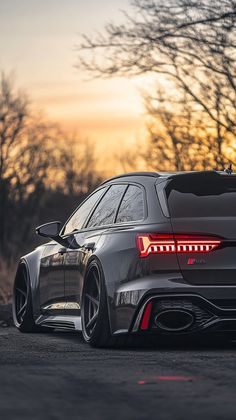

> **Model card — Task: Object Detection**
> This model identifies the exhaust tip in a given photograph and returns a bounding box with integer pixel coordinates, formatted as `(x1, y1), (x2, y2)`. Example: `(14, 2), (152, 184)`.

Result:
(155, 309), (194, 332)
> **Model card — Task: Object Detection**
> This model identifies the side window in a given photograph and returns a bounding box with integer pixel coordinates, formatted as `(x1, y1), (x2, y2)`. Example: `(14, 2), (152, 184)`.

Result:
(63, 188), (106, 235)
(87, 184), (127, 228)
(116, 185), (145, 223)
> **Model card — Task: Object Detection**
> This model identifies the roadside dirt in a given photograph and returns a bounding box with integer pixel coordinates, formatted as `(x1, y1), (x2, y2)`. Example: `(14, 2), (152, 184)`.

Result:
(0, 303), (12, 327)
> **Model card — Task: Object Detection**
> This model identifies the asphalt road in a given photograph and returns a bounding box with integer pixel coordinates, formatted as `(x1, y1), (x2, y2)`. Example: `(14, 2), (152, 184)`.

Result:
(1, 328), (236, 420)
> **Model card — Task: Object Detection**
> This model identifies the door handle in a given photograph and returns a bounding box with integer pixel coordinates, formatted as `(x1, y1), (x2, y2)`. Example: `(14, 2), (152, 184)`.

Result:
(84, 242), (95, 251)
(58, 247), (67, 255)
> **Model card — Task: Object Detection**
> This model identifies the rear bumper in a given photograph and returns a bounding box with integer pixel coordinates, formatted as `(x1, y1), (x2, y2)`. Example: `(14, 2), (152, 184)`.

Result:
(112, 275), (236, 335)
(131, 293), (236, 335)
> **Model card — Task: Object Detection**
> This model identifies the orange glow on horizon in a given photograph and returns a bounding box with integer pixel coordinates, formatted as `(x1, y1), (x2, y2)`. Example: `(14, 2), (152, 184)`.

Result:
(0, 0), (153, 174)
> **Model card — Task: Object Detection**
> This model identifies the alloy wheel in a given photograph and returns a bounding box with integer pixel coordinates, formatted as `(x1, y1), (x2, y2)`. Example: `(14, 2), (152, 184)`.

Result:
(83, 267), (101, 339)
(14, 269), (28, 324)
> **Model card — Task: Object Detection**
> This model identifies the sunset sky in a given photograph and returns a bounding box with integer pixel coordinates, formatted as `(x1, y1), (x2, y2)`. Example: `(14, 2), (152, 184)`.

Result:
(0, 0), (150, 166)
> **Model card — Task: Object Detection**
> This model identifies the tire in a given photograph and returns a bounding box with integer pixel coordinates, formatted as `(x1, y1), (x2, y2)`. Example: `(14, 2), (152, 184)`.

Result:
(81, 260), (112, 347)
(81, 260), (148, 348)
(12, 262), (40, 332)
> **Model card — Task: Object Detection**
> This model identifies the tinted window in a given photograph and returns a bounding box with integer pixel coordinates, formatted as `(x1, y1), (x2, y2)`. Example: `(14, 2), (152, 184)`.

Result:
(116, 185), (145, 223)
(166, 174), (236, 218)
(87, 184), (127, 228)
(63, 188), (106, 235)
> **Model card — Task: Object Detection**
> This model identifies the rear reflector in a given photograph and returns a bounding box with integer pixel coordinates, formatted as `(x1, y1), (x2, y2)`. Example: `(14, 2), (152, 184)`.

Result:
(137, 234), (221, 258)
(140, 302), (152, 330)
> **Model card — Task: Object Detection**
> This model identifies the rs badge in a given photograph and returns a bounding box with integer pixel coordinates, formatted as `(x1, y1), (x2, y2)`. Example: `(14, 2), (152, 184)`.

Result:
(187, 258), (206, 265)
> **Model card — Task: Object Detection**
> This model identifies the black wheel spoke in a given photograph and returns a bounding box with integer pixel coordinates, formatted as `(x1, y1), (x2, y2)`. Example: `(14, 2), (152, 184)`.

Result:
(22, 273), (28, 293)
(85, 293), (99, 307)
(86, 311), (98, 330)
(16, 287), (27, 298)
(88, 299), (92, 320)
(93, 272), (100, 296)
(83, 267), (101, 338)
(17, 301), (27, 317)
(14, 271), (29, 324)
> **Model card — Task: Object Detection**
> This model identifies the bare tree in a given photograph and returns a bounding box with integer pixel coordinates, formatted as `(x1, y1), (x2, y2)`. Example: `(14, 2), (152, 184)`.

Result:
(77, 0), (236, 169)
(114, 140), (146, 172)
(58, 136), (100, 195)
(0, 73), (28, 180)
(144, 88), (226, 171)
(0, 73), (102, 265)
(0, 74), (29, 256)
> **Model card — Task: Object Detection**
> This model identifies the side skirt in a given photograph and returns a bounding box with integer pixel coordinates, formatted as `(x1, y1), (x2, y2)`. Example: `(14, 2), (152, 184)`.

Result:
(35, 315), (82, 331)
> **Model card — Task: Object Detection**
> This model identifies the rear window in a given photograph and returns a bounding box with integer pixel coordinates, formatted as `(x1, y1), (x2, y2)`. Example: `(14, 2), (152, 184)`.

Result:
(165, 174), (236, 218)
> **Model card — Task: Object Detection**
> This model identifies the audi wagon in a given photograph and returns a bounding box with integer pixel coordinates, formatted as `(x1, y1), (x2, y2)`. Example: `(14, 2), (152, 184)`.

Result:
(13, 171), (236, 346)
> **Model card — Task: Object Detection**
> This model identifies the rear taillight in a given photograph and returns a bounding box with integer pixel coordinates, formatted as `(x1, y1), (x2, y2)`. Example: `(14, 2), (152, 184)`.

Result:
(137, 234), (221, 258)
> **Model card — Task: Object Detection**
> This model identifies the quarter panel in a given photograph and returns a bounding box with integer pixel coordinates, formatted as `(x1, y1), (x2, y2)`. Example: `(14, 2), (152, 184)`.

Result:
(95, 222), (177, 333)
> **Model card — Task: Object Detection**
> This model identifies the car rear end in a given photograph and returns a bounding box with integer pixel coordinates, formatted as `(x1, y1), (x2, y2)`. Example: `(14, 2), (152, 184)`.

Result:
(129, 171), (236, 339)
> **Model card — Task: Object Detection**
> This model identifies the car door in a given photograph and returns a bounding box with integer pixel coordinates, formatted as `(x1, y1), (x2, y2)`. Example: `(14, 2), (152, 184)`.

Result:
(38, 187), (107, 313)
(39, 242), (66, 312)
(63, 184), (127, 313)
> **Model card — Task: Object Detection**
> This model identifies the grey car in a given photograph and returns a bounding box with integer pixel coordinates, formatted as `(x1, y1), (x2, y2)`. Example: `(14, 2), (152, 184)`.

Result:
(12, 171), (236, 347)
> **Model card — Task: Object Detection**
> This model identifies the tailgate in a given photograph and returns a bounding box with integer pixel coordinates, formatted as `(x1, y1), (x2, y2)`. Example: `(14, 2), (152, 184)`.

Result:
(166, 172), (236, 285)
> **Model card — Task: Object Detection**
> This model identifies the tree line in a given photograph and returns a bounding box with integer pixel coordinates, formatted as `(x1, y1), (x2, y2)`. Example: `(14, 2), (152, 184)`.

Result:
(0, 73), (101, 269)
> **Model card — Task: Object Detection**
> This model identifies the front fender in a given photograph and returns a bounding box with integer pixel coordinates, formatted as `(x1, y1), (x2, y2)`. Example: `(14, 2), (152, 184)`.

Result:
(17, 245), (45, 319)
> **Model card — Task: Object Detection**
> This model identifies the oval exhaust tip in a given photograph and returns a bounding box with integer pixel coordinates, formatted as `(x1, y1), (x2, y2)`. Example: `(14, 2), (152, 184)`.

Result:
(155, 309), (194, 332)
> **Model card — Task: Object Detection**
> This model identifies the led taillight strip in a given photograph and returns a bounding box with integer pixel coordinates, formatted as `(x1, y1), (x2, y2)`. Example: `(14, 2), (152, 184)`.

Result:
(176, 241), (219, 253)
(137, 234), (221, 258)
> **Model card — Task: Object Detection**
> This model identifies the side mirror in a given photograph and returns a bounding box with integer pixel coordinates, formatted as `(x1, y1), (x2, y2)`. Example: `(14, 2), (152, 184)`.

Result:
(36, 221), (61, 239)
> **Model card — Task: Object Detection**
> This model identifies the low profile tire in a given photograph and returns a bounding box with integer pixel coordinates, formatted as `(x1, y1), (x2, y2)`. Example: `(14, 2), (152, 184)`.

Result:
(81, 260), (146, 348)
(12, 263), (39, 332)
(81, 260), (112, 348)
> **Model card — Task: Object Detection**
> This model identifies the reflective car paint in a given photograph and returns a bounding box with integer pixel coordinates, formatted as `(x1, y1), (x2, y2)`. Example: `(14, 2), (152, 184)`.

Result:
(16, 171), (236, 337)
